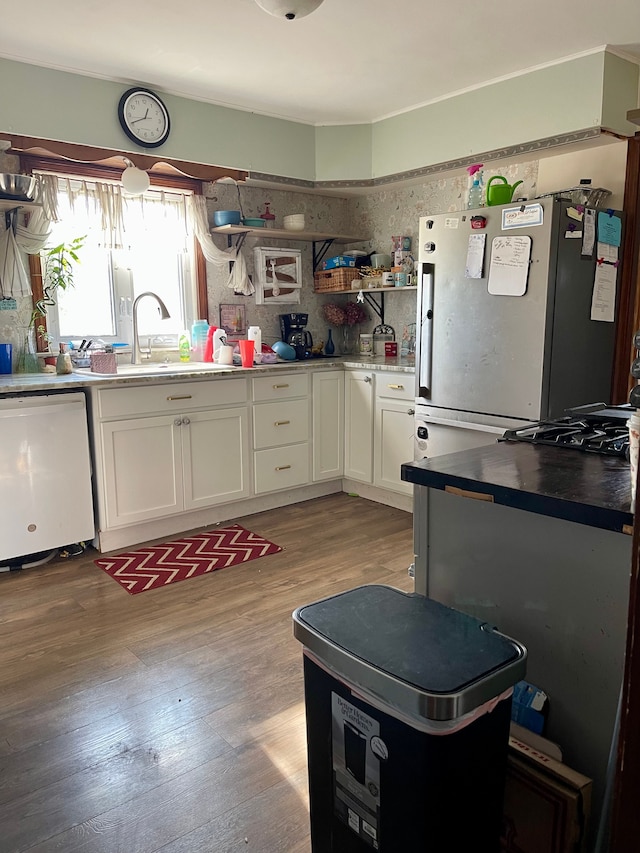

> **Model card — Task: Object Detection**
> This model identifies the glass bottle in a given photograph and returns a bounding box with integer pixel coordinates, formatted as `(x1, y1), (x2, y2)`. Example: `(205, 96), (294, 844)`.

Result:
(325, 328), (335, 355)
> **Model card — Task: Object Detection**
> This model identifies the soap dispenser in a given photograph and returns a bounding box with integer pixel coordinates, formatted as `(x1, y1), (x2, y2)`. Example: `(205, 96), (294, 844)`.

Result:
(212, 328), (227, 363)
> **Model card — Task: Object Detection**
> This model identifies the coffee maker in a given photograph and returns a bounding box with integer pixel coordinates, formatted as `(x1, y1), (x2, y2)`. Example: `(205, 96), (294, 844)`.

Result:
(279, 313), (313, 359)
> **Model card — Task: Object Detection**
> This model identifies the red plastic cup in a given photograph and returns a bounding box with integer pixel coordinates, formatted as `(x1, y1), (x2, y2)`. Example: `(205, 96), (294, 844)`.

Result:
(239, 338), (255, 368)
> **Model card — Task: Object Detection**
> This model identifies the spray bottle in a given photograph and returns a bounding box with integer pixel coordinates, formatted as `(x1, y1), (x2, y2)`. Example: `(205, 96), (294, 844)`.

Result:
(466, 164), (484, 209)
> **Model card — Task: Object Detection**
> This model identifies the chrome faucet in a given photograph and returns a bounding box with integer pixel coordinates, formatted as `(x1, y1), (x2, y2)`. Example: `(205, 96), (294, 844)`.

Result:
(131, 292), (171, 364)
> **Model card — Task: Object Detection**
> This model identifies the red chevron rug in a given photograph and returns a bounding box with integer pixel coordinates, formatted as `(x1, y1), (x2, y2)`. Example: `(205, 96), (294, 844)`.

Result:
(94, 524), (283, 594)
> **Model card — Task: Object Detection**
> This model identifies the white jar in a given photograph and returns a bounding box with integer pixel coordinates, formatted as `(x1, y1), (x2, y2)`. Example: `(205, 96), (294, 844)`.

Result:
(359, 333), (373, 357)
(247, 326), (261, 364)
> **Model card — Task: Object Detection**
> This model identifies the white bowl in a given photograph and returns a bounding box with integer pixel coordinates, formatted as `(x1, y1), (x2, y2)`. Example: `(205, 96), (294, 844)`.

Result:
(284, 221), (305, 231)
(284, 214), (305, 222)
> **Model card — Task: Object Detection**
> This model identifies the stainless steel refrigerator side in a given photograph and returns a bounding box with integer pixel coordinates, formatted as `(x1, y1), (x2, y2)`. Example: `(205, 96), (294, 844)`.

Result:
(412, 484), (429, 597)
(416, 207), (553, 420)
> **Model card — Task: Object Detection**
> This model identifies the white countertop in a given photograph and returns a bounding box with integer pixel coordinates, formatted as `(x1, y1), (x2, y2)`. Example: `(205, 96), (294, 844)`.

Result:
(0, 355), (415, 395)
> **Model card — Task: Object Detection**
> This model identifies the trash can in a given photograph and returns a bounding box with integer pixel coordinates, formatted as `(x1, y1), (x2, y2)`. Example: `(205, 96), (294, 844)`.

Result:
(292, 584), (527, 852)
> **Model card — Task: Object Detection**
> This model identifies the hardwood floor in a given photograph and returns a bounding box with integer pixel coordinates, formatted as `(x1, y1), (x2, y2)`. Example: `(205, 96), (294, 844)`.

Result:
(0, 494), (414, 853)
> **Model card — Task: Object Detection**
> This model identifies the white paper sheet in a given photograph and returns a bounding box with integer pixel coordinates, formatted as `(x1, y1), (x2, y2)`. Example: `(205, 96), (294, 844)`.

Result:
(582, 209), (596, 257)
(488, 235), (532, 296)
(590, 263), (617, 322)
(597, 242), (618, 263)
(465, 233), (486, 279)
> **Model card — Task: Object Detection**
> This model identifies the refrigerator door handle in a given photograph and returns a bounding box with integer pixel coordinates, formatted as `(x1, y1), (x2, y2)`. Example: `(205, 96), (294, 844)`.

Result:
(417, 262), (434, 397)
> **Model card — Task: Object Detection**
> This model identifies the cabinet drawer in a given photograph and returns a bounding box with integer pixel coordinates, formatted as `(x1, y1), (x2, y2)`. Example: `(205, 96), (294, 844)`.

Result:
(97, 378), (248, 419)
(375, 372), (414, 402)
(252, 372), (309, 402)
(254, 443), (310, 494)
(253, 399), (309, 449)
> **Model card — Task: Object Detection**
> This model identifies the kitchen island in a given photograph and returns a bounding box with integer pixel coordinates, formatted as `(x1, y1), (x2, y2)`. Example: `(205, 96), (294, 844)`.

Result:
(402, 443), (633, 848)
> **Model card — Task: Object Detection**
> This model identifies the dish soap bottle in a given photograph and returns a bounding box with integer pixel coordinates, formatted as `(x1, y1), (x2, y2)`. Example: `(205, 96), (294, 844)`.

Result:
(466, 163), (484, 209)
(179, 330), (191, 362)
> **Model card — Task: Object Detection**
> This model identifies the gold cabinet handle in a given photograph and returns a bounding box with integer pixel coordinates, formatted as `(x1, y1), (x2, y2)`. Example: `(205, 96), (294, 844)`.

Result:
(274, 420), (291, 426)
(388, 384), (404, 390)
(167, 394), (193, 401)
(273, 383), (290, 389)
(275, 464), (292, 471)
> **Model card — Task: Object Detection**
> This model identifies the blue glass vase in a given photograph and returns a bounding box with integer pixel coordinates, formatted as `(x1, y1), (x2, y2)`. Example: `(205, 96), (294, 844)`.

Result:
(325, 328), (335, 356)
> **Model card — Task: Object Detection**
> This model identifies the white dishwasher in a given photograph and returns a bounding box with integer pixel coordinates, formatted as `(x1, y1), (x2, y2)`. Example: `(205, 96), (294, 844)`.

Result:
(0, 392), (95, 563)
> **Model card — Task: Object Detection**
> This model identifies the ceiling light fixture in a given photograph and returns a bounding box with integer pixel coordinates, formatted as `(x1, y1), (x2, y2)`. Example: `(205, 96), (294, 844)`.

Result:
(121, 161), (151, 195)
(254, 0), (324, 20)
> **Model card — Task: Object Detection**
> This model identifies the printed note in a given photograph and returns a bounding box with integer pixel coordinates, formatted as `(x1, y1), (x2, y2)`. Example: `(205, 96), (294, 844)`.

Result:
(591, 263), (617, 322)
(597, 212), (622, 247)
(465, 233), (486, 279)
(488, 235), (532, 296)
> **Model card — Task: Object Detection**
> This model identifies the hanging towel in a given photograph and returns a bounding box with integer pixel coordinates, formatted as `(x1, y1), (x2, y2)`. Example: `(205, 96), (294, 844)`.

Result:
(0, 224), (31, 298)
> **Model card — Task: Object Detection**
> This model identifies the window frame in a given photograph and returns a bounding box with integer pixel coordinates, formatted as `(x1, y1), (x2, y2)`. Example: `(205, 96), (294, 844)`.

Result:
(20, 155), (208, 351)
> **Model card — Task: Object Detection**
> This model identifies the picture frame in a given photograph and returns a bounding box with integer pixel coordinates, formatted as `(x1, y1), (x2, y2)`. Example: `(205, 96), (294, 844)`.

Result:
(219, 303), (247, 335)
(253, 247), (302, 305)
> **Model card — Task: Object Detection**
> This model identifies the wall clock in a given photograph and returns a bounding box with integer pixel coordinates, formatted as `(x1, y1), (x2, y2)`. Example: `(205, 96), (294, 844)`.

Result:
(118, 87), (170, 148)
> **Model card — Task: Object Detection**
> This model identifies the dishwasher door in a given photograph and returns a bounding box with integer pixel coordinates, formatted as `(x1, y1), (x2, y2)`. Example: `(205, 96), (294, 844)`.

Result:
(0, 392), (95, 562)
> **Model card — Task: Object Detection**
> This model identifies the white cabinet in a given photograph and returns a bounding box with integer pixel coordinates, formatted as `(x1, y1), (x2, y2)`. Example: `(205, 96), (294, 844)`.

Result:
(312, 370), (344, 481)
(374, 373), (415, 495)
(344, 369), (374, 483)
(252, 372), (310, 494)
(91, 378), (250, 529)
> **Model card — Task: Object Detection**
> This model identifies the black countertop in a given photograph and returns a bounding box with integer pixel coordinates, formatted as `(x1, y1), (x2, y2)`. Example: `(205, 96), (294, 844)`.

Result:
(402, 441), (634, 534)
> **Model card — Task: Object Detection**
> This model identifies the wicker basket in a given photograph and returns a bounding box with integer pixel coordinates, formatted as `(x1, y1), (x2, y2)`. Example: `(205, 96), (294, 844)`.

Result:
(313, 268), (360, 293)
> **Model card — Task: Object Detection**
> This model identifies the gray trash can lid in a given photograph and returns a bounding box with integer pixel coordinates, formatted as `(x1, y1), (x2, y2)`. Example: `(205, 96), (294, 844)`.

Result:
(293, 585), (527, 722)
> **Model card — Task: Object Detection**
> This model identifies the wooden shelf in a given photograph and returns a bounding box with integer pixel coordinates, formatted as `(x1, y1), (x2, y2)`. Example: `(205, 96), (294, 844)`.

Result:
(348, 285), (417, 293)
(210, 224), (366, 244)
(0, 198), (41, 213)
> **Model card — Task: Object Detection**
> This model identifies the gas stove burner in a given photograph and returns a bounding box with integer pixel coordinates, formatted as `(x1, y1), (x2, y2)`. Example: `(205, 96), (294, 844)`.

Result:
(500, 406), (632, 457)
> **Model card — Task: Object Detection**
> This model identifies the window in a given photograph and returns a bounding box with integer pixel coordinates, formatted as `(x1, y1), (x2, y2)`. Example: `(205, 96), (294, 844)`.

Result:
(35, 171), (200, 348)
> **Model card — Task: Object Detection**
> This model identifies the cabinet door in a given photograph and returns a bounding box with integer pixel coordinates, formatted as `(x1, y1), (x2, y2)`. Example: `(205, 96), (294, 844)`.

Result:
(312, 370), (344, 481)
(182, 407), (250, 510)
(101, 415), (183, 527)
(344, 370), (373, 483)
(375, 399), (415, 495)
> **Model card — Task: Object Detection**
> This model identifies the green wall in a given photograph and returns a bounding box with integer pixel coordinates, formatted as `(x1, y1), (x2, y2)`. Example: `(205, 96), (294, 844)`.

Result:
(1, 51), (637, 183)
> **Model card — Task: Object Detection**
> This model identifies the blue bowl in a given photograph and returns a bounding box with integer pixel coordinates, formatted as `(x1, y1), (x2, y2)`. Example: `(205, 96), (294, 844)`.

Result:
(213, 210), (241, 226)
(272, 341), (297, 361)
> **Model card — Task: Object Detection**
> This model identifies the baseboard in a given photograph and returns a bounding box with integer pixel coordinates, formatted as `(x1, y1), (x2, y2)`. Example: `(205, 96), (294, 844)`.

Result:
(94, 480), (343, 552)
(341, 479), (413, 513)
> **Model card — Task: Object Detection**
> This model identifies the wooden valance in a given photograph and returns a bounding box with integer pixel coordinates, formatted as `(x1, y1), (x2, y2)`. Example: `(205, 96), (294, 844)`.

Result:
(2, 134), (248, 186)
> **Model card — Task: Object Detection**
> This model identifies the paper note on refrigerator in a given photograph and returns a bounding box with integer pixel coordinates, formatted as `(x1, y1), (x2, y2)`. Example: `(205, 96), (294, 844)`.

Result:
(465, 233), (486, 279)
(597, 211), (622, 247)
(591, 263), (617, 322)
(582, 209), (596, 256)
(487, 235), (532, 296)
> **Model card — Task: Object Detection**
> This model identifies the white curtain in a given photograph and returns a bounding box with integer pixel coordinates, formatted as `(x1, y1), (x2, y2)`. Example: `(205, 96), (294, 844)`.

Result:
(0, 172), (253, 300)
(187, 195), (254, 296)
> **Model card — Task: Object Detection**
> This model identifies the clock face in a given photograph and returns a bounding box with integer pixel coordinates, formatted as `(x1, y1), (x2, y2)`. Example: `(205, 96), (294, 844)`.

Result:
(118, 88), (170, 148)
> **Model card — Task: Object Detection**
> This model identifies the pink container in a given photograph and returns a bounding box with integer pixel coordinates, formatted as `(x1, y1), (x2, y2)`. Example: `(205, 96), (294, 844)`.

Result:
(238, 338), (255, 368)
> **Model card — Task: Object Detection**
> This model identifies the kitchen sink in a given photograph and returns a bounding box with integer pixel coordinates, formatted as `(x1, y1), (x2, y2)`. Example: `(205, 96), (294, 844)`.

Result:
(74, 362), (240, 377)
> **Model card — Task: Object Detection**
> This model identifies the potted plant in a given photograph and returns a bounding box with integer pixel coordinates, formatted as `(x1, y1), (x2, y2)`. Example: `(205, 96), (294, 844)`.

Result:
(18, 236), (85, 371)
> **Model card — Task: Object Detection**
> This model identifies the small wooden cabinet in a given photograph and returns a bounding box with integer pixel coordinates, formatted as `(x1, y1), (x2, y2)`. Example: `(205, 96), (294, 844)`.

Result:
(344, 369), (374, 483)
(374, 372), (415, 495)
(312, 370), (344, 481)
(91, 378), (250, 530)
(252, 372), (311, 494)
